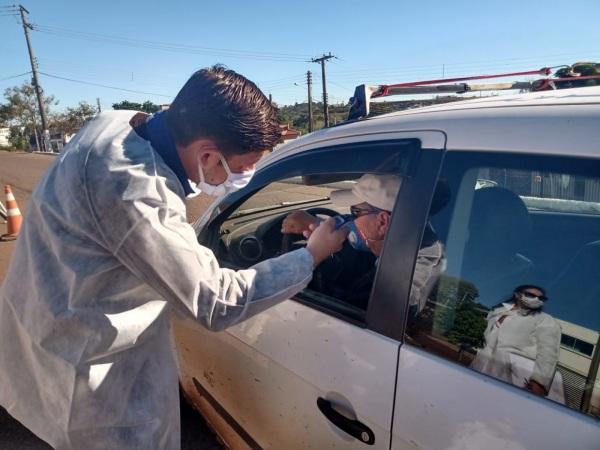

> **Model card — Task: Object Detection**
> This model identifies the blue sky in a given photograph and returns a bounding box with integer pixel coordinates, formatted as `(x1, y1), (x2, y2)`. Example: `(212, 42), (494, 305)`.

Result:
(2, 0), (599, 112)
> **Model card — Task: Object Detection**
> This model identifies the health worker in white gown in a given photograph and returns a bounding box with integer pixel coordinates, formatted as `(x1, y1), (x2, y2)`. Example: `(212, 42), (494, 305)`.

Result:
(0, 66), (347, 450)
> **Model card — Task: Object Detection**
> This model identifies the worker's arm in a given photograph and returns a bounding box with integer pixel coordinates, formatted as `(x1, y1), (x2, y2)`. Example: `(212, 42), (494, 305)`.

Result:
(86, 160), (344, 330)
(112, 205), (313, 330)
(530, 316), (562, 391)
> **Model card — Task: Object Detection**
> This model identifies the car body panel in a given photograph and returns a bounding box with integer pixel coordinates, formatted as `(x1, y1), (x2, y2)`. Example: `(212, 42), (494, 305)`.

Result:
(174, 298), (399, 449)
(392, 345), (600, 450)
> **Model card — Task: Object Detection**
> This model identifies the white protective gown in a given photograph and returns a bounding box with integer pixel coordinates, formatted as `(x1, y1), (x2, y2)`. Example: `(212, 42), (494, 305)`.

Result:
(470, 303), (563, 397)
(0, 111), (314, 449)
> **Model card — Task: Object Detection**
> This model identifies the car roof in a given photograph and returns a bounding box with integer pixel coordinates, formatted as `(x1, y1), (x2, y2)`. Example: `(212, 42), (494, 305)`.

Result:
(263, 86), (600, 168)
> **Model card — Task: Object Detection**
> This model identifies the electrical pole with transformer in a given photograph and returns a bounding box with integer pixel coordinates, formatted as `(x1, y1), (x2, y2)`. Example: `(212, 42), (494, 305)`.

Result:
(311, 53), (334, 127)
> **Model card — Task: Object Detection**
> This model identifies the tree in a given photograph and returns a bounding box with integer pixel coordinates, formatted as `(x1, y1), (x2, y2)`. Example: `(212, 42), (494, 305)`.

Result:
(0, 82), (57, 150)
(410, 275), (488, 350)
(112, 100), (161, 113)
(50, 102), (97, 136)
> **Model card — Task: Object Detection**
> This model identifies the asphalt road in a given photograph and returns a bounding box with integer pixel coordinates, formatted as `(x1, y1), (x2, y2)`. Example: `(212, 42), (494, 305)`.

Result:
(0, 151), (222, 449)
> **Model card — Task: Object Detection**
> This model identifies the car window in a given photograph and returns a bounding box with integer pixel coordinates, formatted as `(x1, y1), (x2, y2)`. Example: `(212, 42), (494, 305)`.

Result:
(211, 140), (418, 323)
(406, 151), (600, 419)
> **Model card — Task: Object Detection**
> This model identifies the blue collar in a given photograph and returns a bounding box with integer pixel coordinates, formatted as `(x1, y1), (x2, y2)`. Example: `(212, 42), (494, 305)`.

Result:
(143, 111), (194, 196)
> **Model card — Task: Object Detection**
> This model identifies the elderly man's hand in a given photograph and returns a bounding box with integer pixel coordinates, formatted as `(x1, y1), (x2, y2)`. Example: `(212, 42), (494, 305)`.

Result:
(281, 210), (319, 235)
(305, 218), (349, 267)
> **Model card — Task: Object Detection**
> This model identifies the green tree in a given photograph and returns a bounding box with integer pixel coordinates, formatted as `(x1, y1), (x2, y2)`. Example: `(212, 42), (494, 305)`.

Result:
(0, 83), (56, 150)
(50, 101), (97, 135)
(411, 275), (488, 350)
(112, 100), (161, 113)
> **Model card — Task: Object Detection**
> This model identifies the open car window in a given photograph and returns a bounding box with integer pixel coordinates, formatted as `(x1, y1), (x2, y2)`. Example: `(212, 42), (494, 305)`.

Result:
(207, 140), (419, 324)
(217, 174), (386, 323)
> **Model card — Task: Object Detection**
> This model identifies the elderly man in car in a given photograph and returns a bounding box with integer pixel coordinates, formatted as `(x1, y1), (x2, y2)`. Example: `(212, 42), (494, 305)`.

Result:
(282, 174), (445, 313)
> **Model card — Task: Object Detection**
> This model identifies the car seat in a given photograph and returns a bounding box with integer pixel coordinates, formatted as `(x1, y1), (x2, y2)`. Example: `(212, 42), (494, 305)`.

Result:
(462, 187), (534, 307)
(546, 240), (600, 330)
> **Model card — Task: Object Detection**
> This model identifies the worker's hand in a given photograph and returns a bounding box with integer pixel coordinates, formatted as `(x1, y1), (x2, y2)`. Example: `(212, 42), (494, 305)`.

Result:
(525, 379), (547, 396)
(305, 217), (349, 267)
(281, 210), (320, 235)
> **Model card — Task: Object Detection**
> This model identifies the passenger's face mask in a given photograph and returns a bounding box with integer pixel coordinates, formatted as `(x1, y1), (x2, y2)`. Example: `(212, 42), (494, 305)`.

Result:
(196, 153), (255, 197)
(518, 292), (545, 310)
(334, 215), (371, 252)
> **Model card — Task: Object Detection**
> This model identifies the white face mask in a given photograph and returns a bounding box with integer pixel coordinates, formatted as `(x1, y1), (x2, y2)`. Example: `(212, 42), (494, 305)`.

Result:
(518, 292), (545, 310)
(196, 153), (255, 197)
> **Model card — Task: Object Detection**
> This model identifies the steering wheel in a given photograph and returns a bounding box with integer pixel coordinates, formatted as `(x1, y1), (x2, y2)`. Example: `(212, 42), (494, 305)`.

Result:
(280, 207), (340, 253)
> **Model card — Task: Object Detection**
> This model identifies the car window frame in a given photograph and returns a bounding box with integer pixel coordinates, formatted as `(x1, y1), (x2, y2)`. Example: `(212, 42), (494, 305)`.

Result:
(199, 138), (427, 328)
(367, 148), (445, 341)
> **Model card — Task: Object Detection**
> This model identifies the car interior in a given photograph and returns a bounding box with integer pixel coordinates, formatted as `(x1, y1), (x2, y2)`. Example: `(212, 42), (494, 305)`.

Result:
(214, 173), (380, 313)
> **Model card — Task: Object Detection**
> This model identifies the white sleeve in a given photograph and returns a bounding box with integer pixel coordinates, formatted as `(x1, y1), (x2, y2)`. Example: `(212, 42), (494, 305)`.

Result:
(409, 241), (444, 312)
(531, 316), (562, 389)
(84, 144), (313, 331)
(113, 200), (313, 330)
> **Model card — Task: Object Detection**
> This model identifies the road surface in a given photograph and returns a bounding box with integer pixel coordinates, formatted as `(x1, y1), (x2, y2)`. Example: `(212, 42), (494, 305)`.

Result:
(0, 151), (222, 449)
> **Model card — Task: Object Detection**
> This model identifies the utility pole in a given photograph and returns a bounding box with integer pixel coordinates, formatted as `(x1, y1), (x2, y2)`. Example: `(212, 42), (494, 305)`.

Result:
(96, 98), (102, 113)
(306, 71), (313, 132)
(18, 4), (49, 152)
(311, 53), (334, 127)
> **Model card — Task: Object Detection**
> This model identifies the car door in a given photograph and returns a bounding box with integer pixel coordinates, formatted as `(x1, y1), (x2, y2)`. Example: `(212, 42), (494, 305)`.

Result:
(388, 150), (600, 449)
(173, 132), (446, 449)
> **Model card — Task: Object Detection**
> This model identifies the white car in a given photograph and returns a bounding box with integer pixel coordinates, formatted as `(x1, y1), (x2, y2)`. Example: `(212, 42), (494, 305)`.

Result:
(174, 87), (600, 449)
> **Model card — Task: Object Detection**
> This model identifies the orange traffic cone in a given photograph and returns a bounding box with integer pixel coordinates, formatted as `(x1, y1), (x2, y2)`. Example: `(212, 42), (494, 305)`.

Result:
(1, 185), (23, 241)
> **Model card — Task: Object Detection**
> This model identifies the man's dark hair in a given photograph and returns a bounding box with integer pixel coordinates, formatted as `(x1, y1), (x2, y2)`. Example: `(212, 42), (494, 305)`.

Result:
(165, 65), (280, 154)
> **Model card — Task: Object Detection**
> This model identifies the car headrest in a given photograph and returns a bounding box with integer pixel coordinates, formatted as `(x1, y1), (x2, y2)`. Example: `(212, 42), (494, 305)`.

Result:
(467, 187), (532, 255)
(430, 179), (451, 216)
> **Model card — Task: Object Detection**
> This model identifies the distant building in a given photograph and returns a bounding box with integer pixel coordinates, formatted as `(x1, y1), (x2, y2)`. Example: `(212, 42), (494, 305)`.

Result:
(280, 124), (300, 141)
(49, 132), (75, 153)
(557, 320), (600, 416)
(0, 128), (10, 147)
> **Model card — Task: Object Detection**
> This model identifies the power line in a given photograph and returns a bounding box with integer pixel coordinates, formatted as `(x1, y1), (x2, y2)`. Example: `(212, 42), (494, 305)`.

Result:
(30, 23), (313, 62)
(260, 73), (308, 83)
(328, 51), (600, 77)
(328, 80), (353, 92)
(0, 70), (31, 81)
(34, 57), (309, 91)
(38, 71), (174, 98)
(259, 78), (306, 90)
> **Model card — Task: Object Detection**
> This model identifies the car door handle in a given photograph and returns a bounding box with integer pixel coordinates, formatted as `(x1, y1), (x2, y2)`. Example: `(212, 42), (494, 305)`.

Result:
(317, 397), (375, 445)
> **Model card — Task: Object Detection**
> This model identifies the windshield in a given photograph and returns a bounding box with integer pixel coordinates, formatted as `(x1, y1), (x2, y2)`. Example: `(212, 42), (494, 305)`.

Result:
(233, 178), (357, 217)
